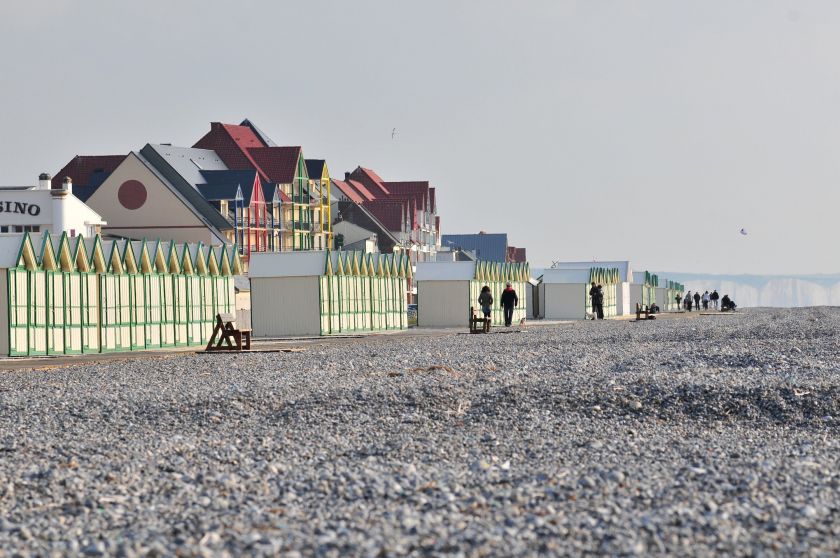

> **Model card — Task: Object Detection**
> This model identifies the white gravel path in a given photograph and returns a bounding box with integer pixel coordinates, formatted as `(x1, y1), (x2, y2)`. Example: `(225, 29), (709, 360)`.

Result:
(0, 307), (838, 556)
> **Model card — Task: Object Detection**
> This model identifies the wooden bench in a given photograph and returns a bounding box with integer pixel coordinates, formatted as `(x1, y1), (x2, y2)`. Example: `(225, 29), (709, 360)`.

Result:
(469, 306), (491, 334)
(205, 312), (252, 351)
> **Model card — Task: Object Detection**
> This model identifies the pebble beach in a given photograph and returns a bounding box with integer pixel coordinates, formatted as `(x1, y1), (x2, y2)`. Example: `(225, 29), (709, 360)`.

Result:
(0, 307), (838, 556)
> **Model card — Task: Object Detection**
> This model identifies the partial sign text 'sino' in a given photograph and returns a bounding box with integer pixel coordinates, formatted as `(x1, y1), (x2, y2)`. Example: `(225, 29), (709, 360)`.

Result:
(0, 201), (41, 216)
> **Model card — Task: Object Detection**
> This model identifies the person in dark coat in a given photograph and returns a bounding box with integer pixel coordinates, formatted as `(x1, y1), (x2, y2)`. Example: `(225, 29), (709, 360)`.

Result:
(595, 284), (605, 319)
(500, 282), (519, 326)
(675, 293), (682, 311)
(693, 291), (701, 311)
(721, 294), (737, 311)
(710, 290), (720, 310)
(478, 285), (493, 319)
(589, 282), (599, 320)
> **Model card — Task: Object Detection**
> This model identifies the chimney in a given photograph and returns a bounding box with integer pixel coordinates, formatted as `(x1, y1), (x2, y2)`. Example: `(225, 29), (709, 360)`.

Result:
(344, 172), (350, 181)
(51, 177), (72, 235)
(38, 172), (51, 190)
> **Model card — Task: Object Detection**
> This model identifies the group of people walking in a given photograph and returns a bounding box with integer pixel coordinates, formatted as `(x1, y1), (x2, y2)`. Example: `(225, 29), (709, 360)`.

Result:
(677, 290), (736, 312)
(478, 282), (519, 327)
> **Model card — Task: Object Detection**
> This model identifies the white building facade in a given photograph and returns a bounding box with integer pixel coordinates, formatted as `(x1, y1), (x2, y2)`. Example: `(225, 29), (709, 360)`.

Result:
(0, 174), (106, 238)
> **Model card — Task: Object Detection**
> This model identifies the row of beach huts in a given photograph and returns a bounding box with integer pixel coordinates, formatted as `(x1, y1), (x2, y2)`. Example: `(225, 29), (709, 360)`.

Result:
(0, 233), (683, 356)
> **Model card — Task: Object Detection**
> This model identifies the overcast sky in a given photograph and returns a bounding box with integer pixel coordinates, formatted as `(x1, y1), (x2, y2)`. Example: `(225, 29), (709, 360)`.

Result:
(1, 1), (839, 274)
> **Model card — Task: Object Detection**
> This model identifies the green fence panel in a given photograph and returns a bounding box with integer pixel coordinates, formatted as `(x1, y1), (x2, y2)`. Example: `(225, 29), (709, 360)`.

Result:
(65, 273), (83, 354)
(340, 275), (350, 332)
(130, 274), (146, 350)
(46, 271), (66, 355)
(161, 274), (176, 347)
(371, 277), (383, 331)
(399, 278), (408, 329)
(200, 276), (214, 342)
(81, 273), (99, 353)
(186, 276), (202, 345)
(8, 269), (29, 356)
(145, 274), (162, 349)
(330, 276), (341, 333)
(361, 276), (371, 331)
(99, 274), (119, 352)
(117, 275), (131, 350)
(29, 271), (47, 356)
(173, 275), (188, 346)
(384, 277), (394, 330)
(318, 276), (331, 335)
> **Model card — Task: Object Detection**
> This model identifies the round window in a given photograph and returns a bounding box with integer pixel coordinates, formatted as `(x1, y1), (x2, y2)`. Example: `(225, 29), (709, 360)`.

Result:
(118, 180), (147, 210)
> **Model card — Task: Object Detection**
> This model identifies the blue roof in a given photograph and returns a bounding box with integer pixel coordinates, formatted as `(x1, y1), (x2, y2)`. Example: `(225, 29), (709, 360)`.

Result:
(200, 170), (259, 201)
(441, 233), (508, 262)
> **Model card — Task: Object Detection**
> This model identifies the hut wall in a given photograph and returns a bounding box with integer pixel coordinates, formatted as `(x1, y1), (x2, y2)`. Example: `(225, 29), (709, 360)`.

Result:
(629, 284), (655, 310)
(543, 283), (586, 320)
(527, 283), (538, 319)
(616, 282), (631, 316)
(654, 288), (668, 310)
(251, 276), (321, 337)
(417, 280), (470, 327)
(0, 272), (8, 356)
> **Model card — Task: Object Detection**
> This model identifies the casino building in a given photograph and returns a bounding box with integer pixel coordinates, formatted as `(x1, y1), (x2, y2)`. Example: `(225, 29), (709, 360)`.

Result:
(0, 173), (106, 237)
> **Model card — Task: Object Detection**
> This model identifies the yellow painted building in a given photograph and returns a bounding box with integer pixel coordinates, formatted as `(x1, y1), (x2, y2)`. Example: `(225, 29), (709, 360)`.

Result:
(306, 159), (332, 250)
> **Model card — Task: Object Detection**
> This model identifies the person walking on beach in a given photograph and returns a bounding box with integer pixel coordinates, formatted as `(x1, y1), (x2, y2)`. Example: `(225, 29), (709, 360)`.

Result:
(675, 293), (681, 312)
(500, 282), (519, 327)
(590, 282), (599, 320)
(702, 290), (710, 310)
(685, 292), (692, 311)
(478, 285), (493, 331)
(711, 290), (719, 310)
(693, 291), (701, 312)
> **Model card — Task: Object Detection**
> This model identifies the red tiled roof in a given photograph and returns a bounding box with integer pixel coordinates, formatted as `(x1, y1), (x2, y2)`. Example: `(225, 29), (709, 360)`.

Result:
(365, 200), (405, 232)
(353, 167), (390, 196)
(383, 181), (430, 210)
(347, 179), (376, 202)
(332, 179), (364, 204)
(247, 146), (301, 184)
(193, 122), (270, 181)
(52, 154), (126, 190)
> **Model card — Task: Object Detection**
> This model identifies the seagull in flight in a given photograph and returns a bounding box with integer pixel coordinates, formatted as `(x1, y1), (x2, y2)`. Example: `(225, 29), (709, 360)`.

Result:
(391, 127), (396, 140)
(740, 228), (748, 236)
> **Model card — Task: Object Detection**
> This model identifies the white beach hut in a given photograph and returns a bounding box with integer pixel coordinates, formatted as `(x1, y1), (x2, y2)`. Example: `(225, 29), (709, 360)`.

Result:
(249, 250), (410, 337)
(415, 260), (529, 328)
(538, 266), (620, 320)
(547, 261), (632, 315)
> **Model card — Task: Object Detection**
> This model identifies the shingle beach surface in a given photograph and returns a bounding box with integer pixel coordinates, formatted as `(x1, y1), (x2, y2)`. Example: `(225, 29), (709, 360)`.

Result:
(0, 308), (838, 556)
